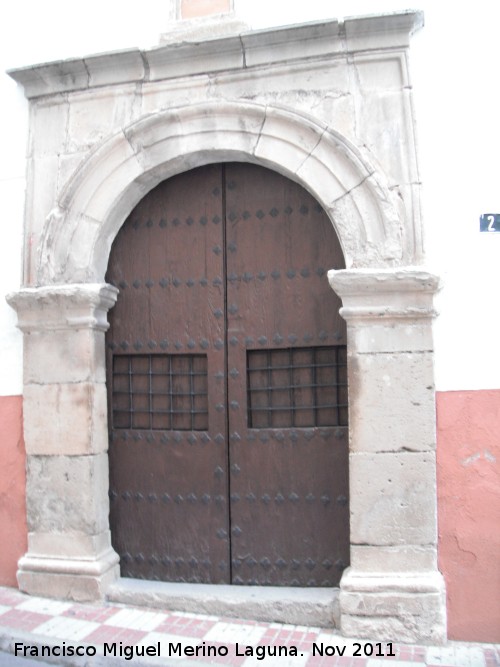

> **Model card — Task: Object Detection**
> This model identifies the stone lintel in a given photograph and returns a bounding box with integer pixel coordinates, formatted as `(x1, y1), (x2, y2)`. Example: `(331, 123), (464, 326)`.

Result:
(8, 11), (423, 99)
(7, 283), (118, 333)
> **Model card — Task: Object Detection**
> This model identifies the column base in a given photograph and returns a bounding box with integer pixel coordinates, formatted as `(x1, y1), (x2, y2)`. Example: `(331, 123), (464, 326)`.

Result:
(340, 568), (447, 644)
(17, 548), (120, 602)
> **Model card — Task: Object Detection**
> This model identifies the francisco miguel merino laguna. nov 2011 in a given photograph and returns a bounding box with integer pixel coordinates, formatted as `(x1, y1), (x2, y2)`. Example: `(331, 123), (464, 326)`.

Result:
(15, 640), (397, 660)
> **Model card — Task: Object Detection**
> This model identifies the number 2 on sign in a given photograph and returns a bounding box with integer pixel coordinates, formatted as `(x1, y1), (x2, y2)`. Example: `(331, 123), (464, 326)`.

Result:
(487, 215), (496, 231)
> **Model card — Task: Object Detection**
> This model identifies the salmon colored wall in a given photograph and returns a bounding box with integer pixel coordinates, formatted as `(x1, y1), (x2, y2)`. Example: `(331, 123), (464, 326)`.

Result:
(0, 395), (27, 587)
(437, 389), (500, 642)
(181, 0), (231, 19)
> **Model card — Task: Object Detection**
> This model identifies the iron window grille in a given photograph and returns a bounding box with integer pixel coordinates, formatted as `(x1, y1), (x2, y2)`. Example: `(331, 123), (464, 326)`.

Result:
(112, 354), (208, 430)
(247, 346), (348, 428)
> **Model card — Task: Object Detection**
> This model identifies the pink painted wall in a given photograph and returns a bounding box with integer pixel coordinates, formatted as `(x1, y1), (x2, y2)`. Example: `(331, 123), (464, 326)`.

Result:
(437, 389), (500, 642)
(0, 395), (27, 587)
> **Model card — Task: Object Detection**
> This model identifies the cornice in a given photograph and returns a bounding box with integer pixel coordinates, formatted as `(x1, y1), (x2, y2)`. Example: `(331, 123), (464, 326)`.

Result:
(7, 11), (423, 100)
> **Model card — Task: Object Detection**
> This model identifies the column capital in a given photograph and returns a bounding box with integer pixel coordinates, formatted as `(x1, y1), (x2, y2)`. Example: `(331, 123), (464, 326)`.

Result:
(328, 267), (441, 322)
(6, 283), (118, 333)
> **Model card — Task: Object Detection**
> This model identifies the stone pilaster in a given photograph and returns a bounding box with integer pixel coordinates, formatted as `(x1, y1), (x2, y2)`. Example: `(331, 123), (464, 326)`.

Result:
(328, 268), (447, 644)
(7, 283), (120, 601)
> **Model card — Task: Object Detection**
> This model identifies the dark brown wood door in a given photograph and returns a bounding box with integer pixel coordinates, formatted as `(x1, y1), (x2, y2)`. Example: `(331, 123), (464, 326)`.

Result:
(106, 163), (349, 587)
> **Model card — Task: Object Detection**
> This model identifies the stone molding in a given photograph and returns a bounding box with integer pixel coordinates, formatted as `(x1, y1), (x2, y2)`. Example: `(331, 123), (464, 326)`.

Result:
(8, 11), (423, 99)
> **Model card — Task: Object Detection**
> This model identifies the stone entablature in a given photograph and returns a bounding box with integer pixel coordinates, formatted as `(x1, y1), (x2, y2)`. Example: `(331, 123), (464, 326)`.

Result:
(7, 11), (447, 643)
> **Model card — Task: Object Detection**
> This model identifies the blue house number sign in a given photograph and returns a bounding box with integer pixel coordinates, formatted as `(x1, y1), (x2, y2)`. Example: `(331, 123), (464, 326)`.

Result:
(480, 213), (500, 232)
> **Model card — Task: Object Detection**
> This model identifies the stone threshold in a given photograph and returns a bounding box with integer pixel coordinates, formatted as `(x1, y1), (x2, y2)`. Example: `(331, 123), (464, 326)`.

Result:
(106, 578), (340, 628)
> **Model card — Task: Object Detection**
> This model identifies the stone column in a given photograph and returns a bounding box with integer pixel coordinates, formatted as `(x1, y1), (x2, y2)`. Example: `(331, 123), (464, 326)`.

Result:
(328, 268), (447, 644)
(7, 283), (120, 601)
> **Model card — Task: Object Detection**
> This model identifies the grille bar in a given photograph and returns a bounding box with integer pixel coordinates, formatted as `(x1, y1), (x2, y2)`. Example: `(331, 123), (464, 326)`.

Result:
(249, 403), (349, 412)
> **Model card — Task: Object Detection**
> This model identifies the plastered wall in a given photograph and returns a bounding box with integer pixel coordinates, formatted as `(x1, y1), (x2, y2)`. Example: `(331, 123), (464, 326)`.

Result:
(437, 390), (500, 642)
(0, 396), (27, 587)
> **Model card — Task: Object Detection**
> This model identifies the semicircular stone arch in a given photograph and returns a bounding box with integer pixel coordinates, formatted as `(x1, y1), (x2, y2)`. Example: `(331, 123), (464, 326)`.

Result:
(36, 100), (407, 286)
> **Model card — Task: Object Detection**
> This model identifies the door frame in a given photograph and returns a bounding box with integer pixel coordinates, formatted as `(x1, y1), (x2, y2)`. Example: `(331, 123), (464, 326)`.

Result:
(8, 100), (446, 642)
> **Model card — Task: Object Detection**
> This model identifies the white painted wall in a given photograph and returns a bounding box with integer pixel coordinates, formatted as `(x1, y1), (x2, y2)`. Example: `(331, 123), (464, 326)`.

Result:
(1, 0), (499, 394)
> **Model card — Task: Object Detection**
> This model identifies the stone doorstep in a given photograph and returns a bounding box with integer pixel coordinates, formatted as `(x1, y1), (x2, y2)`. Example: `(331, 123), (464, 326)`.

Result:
(106, 577), (340, 629)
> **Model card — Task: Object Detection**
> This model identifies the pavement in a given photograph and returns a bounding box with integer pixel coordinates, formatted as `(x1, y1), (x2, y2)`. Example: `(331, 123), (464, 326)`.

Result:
(0, 586), (498, 667)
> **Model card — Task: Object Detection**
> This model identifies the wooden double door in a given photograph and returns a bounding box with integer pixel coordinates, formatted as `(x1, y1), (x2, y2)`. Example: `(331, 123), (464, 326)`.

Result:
(106, 163), (349, 586)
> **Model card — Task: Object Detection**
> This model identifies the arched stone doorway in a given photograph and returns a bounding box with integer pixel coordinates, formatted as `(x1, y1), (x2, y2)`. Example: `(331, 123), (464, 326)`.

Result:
(8, 94), (446, 641)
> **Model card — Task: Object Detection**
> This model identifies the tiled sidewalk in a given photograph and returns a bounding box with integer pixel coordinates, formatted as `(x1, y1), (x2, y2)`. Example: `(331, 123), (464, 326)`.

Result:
(0, 586), (498, 666)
